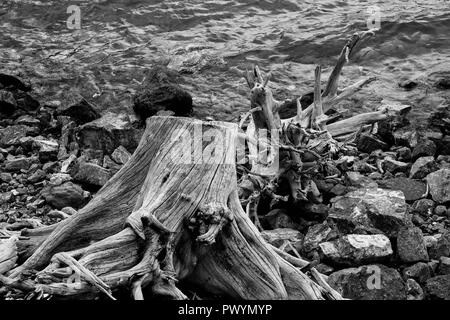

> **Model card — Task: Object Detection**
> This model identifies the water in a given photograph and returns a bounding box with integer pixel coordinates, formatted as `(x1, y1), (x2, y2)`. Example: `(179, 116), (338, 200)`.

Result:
(1, 0), (449, 124)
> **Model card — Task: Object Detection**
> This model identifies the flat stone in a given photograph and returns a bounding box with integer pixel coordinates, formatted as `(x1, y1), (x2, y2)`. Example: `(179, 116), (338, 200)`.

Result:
(397, 227), (429, 263)
(378, 177), (427, 202)
(327, 264), (406, 300)
(329, 187), (406, 237)
(72, 161), (112, 187)
(356, 133), (388, 153)
(4, 157), (31, 172)
(426, 169), (450, 204)
(319, 234), (393, 266)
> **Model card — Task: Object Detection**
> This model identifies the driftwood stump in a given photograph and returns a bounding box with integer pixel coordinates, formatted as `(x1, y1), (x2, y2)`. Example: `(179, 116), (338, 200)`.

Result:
(2, 116), (334, 300)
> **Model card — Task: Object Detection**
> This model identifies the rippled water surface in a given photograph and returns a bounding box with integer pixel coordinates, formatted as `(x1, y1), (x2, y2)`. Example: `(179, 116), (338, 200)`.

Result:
(1, 0), (449, 123)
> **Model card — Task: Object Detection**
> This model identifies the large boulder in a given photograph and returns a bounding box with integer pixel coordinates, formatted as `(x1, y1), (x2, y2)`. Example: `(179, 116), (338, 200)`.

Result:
(319, 234), (393, 266)
(378, 177), (427, 202)
(76, 112), (143, 155)
(133, 66), (193, 120)
(41, 182), (86, 209)
(327, 264), (406, 300)
(397, 227), (429, 263)
(57, 98), (101, 125)
(426, 169), (450, 204)
(328, 188), (406, 237)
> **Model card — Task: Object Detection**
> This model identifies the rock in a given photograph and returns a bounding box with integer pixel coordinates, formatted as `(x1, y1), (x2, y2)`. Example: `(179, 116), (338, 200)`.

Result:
(425, 275), (450, 299)
(133, 66), (193, 119)
(264, 209), (298, 230)
(429, 232), (450, 260)
(436, 136), (450, 156)
(428, 105), (450, 135)
(426, 169), (450, 204)
(399, 79), (418, 90)
(103, 155), (122, 172)
(378, 177), (427, 202)
(60, 154), (77, 173)
(0, 90), (17, 115)
(393, 128), (419, 148)
(0, 73), (31, 92)
(77, 112), (142, 154)
(58, 98), (101, 125)
(356, 133), (388, 153)
(41, 182), (86, 209)
(47, 210), (71, 220)
(0, 172), (12, 183)
(411, 139), (436, 161)
(15, 115), (40, 127)
(435, 205), (446, 216)
(411, 199), (435, 216)
(111, 145), (131, 165)
(328, 188), (406, 237)
(61, 207), (77, 216)
(345, 171), (375, 188)
(406, 278), (424, 300)
(409, 156), (438, 179)
(319, 234), (393, 266)
(0, 192), (14, 204)
(383, 158), (409, 173)
(403, 262), (432, 283)
(397, 147), (412, 162)
(438, 257), (450, 275)
(397, 227), (429, 263)
(302, 222), (335, 253)
(4, 156), (31, 172)
(27, 169), (46, 183)
(327, 264), (406, 300)
(435, 78), (450, 90)
(300, 203), (329, 221)
(0, 125), (31, 147)
(168, 46), (226, 74)
(32, 137), (59, 162)
(260, 228), (303, 250)
(72, 161), (112, 187)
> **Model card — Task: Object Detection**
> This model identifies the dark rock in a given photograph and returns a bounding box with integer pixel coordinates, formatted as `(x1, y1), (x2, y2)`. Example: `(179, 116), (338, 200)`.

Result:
(426, 169), (450, 204)
(378, 177), (427, 202)
(300, 203), (329, 221)
(15, 115), (40, 127)
(435, 78), (450, 90)
(77, 112), (143, 155)
(72, 161), (112, 187)
(41, 182), (86, 209)
(263, 209), (298, 230)
(397, 227), (429, 263)
(4, 156), (31, 172)
(397, 147), (412, 162)
(399, 79), (418, 90)
(383, 158), (409, 174)
(12, 90), (39, 112)
(393, 128), (419, 148)
(27, 169), (46, 184)
(329, 184), (348, 196)
(133, 67), (193, 119)
(428, 105), (450, 135)
(0, 73), (31, 92)
(425, 275), (450, 299)
(319, 234), (393, 266)
(436, 136), (450, 156)
(403, 262), (432, 283)
(328, 188), (406, 237)
(0, 90), (17, 116)
(327, 264), (406, 300)
(315, 263), (334, 275)
(429, 232), (450, 260)
(411, 199), (435, 216)
(103, 155), (122, 172)
(411, 139), (436, 161)
(356, 133), (388, 153)
(435, 205), (447, 216)
(32, 137), (59, 162)
(58, 98), (101, 125)
(409, 156), (438, 179)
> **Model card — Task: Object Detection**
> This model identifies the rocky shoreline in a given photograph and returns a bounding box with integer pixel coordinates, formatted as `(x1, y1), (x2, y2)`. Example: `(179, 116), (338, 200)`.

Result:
(1, 66), (450, 300)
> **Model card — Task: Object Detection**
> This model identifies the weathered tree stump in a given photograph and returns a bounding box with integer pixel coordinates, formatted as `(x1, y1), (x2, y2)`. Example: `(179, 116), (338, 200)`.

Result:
(2, 116), (333, 300)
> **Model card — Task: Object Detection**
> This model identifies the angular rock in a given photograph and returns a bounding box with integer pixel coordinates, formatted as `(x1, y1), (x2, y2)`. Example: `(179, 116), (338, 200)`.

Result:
(429, 232), (450, 260)
(438, 257), (450, 275)
(356, 133), (388, 153)
(4, 156), (31, 172)
(436, 136), (450, 156)
(0, 172), (12, 183)
(32, 137), (59, 162)
(378, 177), (427, 202)
(345, 171), (375, 188)
(72, 161), (112, 187)
(397, 147), (412, 162)
(327, 264), (406, 300)
(397, 227), (429, 263)
(425, 275), (450, 300)
(0, 125), (31, 147)
(426, 169), (450, 204)
(383, 158), (409, 174)
(58, 98), (101, 125)
(406, 278), (424, 300)
(329, 188), (406, 237)
(411, 139), (436, 161)
(411, 199), (435, 216)
(27, 169), (46, 184)
(302, 222), (335, 253)
(15, 115), (40, 127)
(0, 73), (31, 92)
(428, 105), (450, 135)
(111, 145), (131, 165)
(403, 262), (432, 283)
(77, 112), (143, 154)
(103, 155), (122, 172)
(409, 156), (438, 179)
(41, 182), (85, 209)
(319, 234), (393, 266)
(264, 209), (298, 230)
